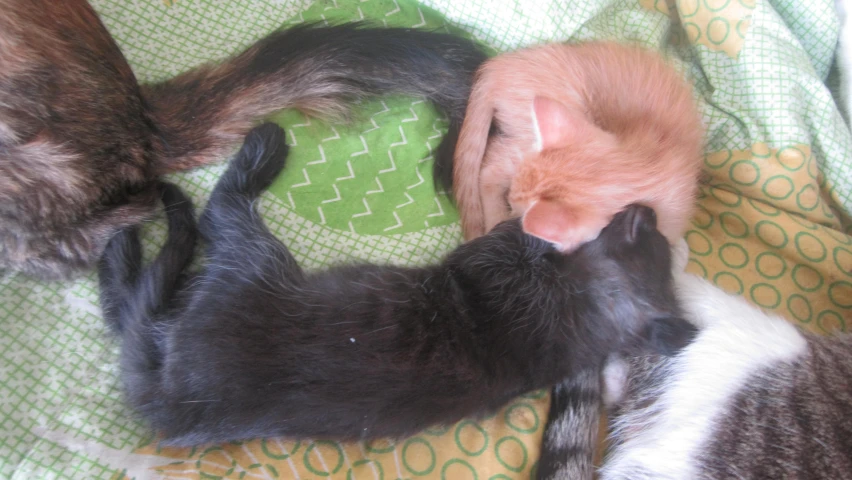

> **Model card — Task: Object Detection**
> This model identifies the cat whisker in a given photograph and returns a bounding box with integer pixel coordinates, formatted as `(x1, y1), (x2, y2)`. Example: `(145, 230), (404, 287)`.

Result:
(364, 325), (396, 335)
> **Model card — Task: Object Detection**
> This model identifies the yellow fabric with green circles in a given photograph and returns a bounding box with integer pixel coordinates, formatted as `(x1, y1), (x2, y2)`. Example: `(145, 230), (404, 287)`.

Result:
(689, 143), (852, 334)
(1, 0), (850, 479)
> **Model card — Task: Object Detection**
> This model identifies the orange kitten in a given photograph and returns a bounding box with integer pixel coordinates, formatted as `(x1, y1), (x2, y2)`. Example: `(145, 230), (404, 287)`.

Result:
(452, 42), (704, 251)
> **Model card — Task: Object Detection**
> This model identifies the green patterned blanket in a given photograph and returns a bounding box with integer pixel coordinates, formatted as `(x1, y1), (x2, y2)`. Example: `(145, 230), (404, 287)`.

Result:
(2, 0), (851, 478)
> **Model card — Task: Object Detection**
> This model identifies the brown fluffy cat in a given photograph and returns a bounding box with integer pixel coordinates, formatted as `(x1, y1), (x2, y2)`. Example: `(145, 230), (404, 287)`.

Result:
(447, 42), (704, 251)
(0, 0), (485, 279)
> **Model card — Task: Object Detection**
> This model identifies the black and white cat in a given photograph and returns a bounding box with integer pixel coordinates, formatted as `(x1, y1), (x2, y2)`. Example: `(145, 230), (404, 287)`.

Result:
(540, 252), (852, 479)
(97, 123), (693, 447)
(598, 270), (852, 479)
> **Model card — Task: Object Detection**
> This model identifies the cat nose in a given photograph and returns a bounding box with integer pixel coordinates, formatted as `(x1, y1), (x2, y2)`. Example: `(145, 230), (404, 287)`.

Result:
(621, 204), (657, 242)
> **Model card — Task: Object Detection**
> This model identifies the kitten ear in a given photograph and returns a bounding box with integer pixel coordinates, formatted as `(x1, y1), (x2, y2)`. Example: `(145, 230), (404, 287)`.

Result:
(521, 199), (574, 247)
(523, 201), (607, 251)
(533, 97), (618, 152)
(640, 316), (699, 356)
(532, 97), (579, 151)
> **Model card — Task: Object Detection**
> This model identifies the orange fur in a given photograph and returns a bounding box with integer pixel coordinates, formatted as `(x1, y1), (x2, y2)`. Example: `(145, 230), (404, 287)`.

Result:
(453, 42), (704, 250)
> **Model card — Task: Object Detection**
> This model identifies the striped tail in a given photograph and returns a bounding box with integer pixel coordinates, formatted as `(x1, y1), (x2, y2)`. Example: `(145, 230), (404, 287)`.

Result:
(537, 369), (602, 480)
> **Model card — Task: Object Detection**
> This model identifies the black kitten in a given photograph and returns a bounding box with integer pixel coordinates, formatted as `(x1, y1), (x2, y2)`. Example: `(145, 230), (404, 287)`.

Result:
(99, 123), (686, 447)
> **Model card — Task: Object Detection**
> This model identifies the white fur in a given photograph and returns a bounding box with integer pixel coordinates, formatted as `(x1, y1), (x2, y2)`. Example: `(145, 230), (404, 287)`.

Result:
(0, 120), (17, 143)
(671, 238), (690, 274)
(600, 273), (808, 480)
(547, 404), (594, 447)
(601, 356), (629, 407)
(531, 101), (544, 152)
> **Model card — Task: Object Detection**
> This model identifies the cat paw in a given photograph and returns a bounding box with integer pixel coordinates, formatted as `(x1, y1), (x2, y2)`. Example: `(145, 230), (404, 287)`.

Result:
(224, 123), (290, 196)
(242, 123), (289, 188)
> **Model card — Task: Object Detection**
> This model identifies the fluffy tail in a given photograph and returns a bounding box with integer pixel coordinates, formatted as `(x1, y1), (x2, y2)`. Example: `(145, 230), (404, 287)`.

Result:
(143, 22), (487, 174)
(536, 370), (602, 480)
(447, 71), (495, 240)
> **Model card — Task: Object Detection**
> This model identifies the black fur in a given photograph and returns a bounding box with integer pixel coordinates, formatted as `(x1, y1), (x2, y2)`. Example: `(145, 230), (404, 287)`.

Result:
(99, 123), (685, 446)
(637, 316), (699, 357)
(535, 315), (698, 480)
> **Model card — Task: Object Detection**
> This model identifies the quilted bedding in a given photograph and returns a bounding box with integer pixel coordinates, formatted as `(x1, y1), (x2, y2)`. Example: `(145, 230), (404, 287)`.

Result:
(1, 0), (851, 478)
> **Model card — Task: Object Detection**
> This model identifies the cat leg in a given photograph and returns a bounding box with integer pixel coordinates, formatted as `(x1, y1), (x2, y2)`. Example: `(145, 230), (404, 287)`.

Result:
(536, 369), (601, 480)
(97, 180), (196, 415)
(131, 182), (198, 319)
(199, 123), (303, 280)
(200, 123), (287, 242)
(105, 183), (198, 419)
(98, 225), (142, 333)
(98, 182), (195, 332)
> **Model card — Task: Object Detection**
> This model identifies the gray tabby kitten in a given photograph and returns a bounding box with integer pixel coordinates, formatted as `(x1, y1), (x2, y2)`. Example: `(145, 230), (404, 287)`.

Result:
(540, 263), (852, 480)
(600, 272), (852, 480)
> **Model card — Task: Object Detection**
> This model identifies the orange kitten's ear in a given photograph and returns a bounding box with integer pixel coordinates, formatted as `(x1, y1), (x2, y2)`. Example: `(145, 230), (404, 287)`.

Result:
(532, 97), (576, 151)
(522, 200), (574, 247)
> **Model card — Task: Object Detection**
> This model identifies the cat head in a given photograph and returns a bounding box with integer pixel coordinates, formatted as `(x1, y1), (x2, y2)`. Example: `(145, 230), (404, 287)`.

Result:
(507, 97), (626, 251)
(448, 203), (685, 355)
(567, 203), (681, 320)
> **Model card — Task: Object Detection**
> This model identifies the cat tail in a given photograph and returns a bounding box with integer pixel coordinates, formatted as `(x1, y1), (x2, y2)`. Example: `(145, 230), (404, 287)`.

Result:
(143, 22), (487, 175)
(98, 181), (197, 334)
(448, 71), (494, 240)
(536, 369), (601, 480)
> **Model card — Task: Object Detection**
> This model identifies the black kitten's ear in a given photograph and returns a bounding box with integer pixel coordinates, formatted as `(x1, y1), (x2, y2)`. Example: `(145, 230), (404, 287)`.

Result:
(641, 316), (698, 356)
(607, 204), (658, 244)
(625, 204), (657, 243)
